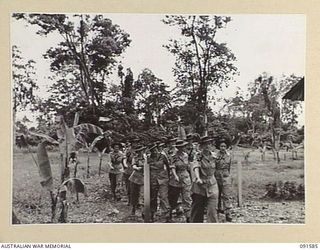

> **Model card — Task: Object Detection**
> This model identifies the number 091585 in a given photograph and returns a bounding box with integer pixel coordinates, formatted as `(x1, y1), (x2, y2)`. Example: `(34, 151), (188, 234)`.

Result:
(300, 244), (318, 248)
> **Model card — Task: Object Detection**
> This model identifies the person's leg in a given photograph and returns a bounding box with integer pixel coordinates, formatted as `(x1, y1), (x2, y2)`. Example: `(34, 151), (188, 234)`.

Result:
(130, 181), (140, 215)
(109, 173), (117, 200)
(181, 182), (192, 222)
(158, 180), (171, 221)
(168, 185), (181, 219)
(150, 179), (159, 221)
(221, 176), (233, 222)
(207, 196), (219, 223)
(190, 193), (206, 223)
(216, 177), (223, 212)
(123, 173), (131, 205)
(206, 183), (219, 223)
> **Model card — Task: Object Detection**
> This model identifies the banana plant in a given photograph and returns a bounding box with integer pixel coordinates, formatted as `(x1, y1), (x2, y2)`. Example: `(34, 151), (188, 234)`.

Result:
(22, 113), (102, 223)
(75, 130), (108, 178)
(36, 141), (87, 223)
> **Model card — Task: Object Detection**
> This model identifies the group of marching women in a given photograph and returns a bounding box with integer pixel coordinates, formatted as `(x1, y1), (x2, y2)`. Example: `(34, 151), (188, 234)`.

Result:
(107, 134), (233, 223)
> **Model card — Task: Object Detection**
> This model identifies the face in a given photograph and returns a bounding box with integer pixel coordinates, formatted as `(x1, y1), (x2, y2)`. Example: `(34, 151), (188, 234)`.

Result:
(219, 143), (227, 152)
(114, 145), (119, 152)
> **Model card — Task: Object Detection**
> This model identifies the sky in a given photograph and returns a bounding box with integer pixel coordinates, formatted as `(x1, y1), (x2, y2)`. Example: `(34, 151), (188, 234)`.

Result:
(11, 13), (306, 125)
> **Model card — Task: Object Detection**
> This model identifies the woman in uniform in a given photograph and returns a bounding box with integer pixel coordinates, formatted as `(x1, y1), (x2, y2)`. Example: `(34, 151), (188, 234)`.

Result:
(190, 136), (219, 223)
(168, 139), (192, 222)
(109, 142), (125, 201)
(214, 139), (233, 222)
(128, 145), (146, 215)
(147, 143), (171, 222)
(123, 142), (134, 205)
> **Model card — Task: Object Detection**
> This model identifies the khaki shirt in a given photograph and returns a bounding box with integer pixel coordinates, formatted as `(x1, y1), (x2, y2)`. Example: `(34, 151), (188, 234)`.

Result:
(215, 150), (231, 179)
(129, 156), (144, 185)
(191, 150), (218, 197)
(109, 151), (124, 174)
(148, 153), (169, 183)
(164, 146), (177, 164)
(169, 152), (191, 187)
(124, 149), (134, 175)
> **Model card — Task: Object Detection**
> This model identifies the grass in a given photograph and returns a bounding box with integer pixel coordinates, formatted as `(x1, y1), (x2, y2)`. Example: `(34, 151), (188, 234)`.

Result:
(230, 148), (304, 199)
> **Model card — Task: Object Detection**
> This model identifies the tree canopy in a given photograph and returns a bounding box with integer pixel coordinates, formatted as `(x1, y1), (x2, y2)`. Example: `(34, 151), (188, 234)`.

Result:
(163, 15), (238, 116)
(12, 14), (303, 146)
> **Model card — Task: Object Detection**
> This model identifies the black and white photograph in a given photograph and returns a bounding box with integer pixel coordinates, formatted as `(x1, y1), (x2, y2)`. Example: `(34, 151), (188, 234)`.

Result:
(11, 13), (305, 224)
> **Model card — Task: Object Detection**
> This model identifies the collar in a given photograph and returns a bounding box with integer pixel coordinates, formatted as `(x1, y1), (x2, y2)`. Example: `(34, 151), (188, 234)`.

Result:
(217, 150), (230, 157)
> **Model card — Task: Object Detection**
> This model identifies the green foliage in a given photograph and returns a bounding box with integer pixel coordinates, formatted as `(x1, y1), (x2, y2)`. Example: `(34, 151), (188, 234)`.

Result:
(225, 73), (303, 136)
(163, 15), (238, 116)
(13, 13), (131, 113)
(12, 45), (38, 113)
(264, 181), (304, 200)
(121, 68), (135, 115)
(134, 68), (172, 128)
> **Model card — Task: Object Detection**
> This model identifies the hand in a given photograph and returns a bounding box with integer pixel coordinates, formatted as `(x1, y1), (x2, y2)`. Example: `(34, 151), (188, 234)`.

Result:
(195, 177), (203, 184)
(174, 175), (180, 182)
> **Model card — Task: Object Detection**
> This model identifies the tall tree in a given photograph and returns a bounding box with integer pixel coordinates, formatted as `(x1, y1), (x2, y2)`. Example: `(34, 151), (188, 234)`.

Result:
(13, 14), (131, 115)
(121, 67), (135, 115)
(12, 45), (39, 142)
(226, 73), (303, 161)
(163, 15), (238, 134)
(12, 45), (38, 115)
(134, 68), (172, 128)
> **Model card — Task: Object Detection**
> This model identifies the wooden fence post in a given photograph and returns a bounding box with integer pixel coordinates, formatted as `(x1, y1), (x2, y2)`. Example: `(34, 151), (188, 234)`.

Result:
(237, 159), (243, 207)
(143, 154), (151, 222)
(86, 151), (90, 178)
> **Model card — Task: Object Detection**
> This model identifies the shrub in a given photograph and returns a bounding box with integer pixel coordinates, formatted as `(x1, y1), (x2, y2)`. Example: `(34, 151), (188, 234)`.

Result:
(264, 181), (304, 200)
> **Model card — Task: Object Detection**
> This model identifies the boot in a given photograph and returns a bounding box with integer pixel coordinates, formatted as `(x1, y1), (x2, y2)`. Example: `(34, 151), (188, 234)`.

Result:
(176, 206), (184, 216)
(225, 213), (232, 222)
(217, 209), (224, 214)
(165, 215), (172, 223)
(131, 206), (136, 216)
(169, 209), (173, 220)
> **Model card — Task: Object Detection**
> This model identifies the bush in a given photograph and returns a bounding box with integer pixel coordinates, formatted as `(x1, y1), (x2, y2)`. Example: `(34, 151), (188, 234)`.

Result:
(264, 181), (304, 200)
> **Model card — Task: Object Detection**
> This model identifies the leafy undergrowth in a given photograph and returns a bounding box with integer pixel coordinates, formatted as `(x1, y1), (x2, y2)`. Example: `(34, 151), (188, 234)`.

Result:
(264, 181), (304, 200)
(12, 148), (305, 224)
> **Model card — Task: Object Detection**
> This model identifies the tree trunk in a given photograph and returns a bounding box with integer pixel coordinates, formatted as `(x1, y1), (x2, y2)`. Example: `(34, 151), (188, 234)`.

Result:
(86, 151), (90, 178)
